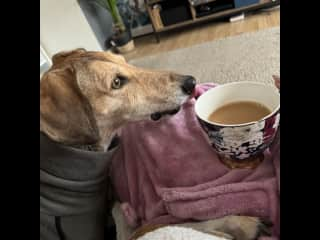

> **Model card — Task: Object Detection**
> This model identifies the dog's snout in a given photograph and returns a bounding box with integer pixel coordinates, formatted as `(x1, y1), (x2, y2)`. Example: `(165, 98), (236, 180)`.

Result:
(181, 76), (196, 95)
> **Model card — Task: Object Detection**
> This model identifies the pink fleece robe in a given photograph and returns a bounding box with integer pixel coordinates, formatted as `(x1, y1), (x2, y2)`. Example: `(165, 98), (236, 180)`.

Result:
(110, 83), (280, 239)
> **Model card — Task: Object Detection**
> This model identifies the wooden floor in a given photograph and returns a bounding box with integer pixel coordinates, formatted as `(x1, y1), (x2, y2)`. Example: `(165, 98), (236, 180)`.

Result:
(124, 7), (279, 61)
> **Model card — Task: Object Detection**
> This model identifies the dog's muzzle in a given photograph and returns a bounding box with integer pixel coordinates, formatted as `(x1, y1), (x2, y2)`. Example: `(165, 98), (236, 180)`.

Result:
(150, 75), (196, 121)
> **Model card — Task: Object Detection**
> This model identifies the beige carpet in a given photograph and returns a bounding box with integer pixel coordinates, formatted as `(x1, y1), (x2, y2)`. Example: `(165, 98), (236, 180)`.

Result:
(129, 27), (280, 86)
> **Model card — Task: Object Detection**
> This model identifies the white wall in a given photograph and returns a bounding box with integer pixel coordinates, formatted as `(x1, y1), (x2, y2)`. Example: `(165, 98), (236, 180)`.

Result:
(40, 0), (102, 58)
(78, 0), (113, 50)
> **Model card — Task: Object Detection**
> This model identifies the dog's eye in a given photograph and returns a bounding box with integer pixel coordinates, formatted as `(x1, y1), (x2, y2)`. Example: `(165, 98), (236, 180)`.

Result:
(111, 76), (127, 89)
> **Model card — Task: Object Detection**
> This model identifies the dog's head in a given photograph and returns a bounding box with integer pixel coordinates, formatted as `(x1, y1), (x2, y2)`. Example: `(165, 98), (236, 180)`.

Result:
(40, 49), (196, 148)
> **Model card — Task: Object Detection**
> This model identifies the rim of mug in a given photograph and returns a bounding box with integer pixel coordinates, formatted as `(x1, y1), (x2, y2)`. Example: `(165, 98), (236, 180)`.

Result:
(195, 81), (280, 127)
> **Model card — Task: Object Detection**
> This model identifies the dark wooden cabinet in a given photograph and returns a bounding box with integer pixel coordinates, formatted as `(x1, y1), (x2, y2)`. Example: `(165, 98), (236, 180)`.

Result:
(145, 0), (280, 42)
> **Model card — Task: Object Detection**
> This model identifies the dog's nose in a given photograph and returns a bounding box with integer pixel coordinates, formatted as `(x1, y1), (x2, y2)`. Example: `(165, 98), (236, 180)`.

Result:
(181, 76), (196, 95)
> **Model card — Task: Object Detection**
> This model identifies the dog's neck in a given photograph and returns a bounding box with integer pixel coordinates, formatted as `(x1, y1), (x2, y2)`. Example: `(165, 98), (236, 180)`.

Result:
(41, 130), (119, 153)
(94, 116), (125, 152)
(72, 130), (118, 152)
(98, 130), (119, 152)
(39, 122), (119, 152)
(40, 116), (123, 152)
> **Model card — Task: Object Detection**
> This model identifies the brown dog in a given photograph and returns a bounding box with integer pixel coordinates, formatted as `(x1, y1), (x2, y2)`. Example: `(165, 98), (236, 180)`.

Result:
(40, 49), (273, 240)
(40, 49), (196, 151)
(40, 49), (196, 240)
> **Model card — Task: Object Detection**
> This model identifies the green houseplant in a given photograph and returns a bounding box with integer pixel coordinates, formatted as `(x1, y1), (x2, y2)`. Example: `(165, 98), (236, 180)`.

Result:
(95, 0), (135, 53)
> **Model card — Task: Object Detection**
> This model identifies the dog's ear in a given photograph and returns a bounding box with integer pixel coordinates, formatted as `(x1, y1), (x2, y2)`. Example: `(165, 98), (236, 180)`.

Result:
(52, 48), (87, 66)
(40, 66), (100, 146)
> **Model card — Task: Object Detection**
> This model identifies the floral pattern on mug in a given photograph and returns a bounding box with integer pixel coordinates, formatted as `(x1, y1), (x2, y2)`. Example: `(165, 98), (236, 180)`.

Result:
(198, 111), (280, 160)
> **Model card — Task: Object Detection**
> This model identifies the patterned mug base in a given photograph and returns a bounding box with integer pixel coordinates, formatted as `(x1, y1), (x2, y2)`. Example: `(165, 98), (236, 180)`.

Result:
(219, 153), (264, 169)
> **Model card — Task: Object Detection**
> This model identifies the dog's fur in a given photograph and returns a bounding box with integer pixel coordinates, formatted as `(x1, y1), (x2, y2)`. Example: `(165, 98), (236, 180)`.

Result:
(40, 49), (192, 151)
(40, 49), (273, 240)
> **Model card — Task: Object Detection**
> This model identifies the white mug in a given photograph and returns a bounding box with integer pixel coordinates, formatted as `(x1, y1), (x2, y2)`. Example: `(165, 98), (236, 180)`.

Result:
(195, 82), (280, 161)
